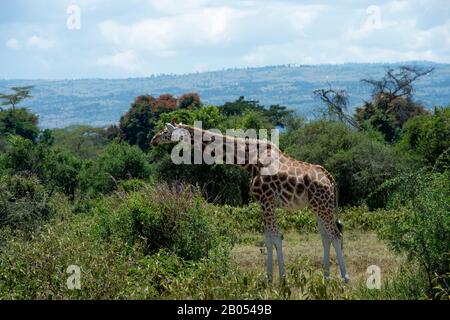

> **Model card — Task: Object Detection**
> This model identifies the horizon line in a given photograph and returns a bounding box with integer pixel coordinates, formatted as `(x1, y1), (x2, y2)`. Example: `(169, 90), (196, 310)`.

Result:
(0, 60), (445, 82)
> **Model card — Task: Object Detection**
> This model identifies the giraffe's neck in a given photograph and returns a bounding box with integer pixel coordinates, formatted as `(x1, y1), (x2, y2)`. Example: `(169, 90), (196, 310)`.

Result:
(179, 125), (279, 177)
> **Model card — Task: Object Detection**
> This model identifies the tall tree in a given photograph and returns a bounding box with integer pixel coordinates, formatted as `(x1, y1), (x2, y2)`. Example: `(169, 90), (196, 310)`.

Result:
(0, 86), (39, 141)
(0, 86), (33, 110)
(355, 65), (432, 142)
(314, 87), (359, 129)
(362, 65), (434, 102)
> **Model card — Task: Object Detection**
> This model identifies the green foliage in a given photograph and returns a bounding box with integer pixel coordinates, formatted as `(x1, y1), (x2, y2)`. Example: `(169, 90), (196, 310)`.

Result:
(155, 155), (251, 206)
(225, 110), (273, 132)
(0, 108), (40, 142)
(78, 141), (151, 195)
(47, 150), (82, 199)
(51, 125), (110, 159)
(178, 92), (201, 109)
(380, 170), (450, 294)
(0, 135), (82, 199)
(157, 105), (226, 130)
(220, 96), (264, 116)
(0, 86), (33, 110)
(119, 93), (203, 151)
(0, 174), (51, 233)
(0, 135), (42, 174)
(357, 263), (430, 300)
(398, 106), (450, 166)
(219, 96), (292, 127)
(119, 95), (158, 151)
(0, 214), (149, 299)
(91, 184), (231, 261)
(154, 106), (250, 206)
(355, 96), (428, 143)
(281, 120), (405, 207)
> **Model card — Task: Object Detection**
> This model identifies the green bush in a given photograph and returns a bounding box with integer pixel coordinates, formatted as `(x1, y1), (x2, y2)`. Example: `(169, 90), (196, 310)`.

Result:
(0, 135), (83, 199)
(78, 141), (152, 195)
(398, 106), (450, 166)
(0, 202), (231, 299)
(357, 263), (430, 300)
(0, 108), (39, 142)
(51, 125), (110, 159)
(0, 214), (148, 299)
(91, 183), (232, 260)
(381, 170), (450, 295)
(0, 174), (52, 233)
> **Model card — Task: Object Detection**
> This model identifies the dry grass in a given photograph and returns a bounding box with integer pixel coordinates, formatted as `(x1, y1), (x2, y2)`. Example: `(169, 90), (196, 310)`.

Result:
(231, 230), (403, 289)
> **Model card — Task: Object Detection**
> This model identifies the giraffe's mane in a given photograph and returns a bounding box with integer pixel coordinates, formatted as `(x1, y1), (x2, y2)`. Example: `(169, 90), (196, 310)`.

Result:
(178, 124), (282, 152)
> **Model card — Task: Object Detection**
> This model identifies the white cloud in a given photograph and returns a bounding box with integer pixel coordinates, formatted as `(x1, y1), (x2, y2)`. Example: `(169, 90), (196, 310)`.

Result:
(148, 0), (209, 14)
(3, 0), (450, 78)
(97, 50), (140, 71)
(6, 38), (20, 49)
(27, 36), (54, 49)
(97, 2), (324, 71)
(99, 6), (245, 54)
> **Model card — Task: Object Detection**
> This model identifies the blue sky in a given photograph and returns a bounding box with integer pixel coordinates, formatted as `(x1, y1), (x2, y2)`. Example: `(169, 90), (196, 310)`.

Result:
(1, 0), (449, 79)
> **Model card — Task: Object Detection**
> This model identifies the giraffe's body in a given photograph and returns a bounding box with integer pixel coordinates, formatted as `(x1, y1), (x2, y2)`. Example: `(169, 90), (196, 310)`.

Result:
(151, 122), (349, 283)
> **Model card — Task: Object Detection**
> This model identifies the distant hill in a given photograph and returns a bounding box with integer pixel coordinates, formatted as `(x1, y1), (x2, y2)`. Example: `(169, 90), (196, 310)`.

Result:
(1, 61), (449, 128)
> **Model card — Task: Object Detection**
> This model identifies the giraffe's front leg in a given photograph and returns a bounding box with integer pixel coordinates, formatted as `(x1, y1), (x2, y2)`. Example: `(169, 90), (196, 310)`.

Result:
(264, 230), (274, 282)
(265, 230), (285, 285)
(273, 231), (285, 284)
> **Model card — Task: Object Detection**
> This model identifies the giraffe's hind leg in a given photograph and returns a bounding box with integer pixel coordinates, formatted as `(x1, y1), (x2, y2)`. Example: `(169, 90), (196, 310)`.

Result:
(312, 205), (349, 283)
(318, 219), (331, 279)
(332, 234), (349, 283)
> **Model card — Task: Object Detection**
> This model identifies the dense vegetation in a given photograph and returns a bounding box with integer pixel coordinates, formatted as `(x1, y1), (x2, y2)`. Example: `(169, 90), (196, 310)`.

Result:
(0, 66), (449, 300)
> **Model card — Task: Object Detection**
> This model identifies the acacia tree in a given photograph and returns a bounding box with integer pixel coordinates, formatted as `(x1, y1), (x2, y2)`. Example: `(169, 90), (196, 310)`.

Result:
(362, 65), (434, 102)
(355, 66), (432, 142)
(0, 86), (33, 110)
(313, 87), (359, 129)
(0, 86), (39, 141)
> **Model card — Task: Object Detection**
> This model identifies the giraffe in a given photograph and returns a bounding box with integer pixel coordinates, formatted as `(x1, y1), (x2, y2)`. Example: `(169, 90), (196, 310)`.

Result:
(150, 121), (349, 284)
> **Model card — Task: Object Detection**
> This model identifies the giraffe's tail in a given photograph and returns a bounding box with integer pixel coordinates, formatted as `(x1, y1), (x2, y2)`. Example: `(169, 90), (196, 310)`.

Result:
(336, 219), (344, 250)
(333, 180), (344, 250)
(336, 219), (344, 234)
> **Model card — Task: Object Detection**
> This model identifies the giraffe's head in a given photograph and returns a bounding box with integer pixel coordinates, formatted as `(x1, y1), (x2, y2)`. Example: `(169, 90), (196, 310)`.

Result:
(150, 121), (180, 146)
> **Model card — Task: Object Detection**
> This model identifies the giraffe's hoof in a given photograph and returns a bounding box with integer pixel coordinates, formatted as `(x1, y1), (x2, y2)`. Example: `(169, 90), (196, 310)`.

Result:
(343, 274), (350, 284)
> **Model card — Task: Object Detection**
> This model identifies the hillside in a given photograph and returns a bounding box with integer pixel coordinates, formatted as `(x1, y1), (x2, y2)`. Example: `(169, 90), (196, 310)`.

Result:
(1, 61), (449, 128)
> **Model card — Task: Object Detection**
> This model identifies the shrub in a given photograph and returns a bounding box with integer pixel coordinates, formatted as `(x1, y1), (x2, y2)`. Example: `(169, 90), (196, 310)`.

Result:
(398, 106), (450, 166)
(91, 183), (232, 260)
(0, 135), (83, 199)
(0, 174), (52, 233)
(380, 170), (450, 295)
(78, 141), (151, 195)
(0, 214), (149, 299)
(51, 125), (110, 159)
(0, 108), (39, 142)
(357, 263), (430, 300)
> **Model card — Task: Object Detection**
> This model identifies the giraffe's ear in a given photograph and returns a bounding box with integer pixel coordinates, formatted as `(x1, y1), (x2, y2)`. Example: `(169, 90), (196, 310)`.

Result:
(165, 123), (176, 132)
